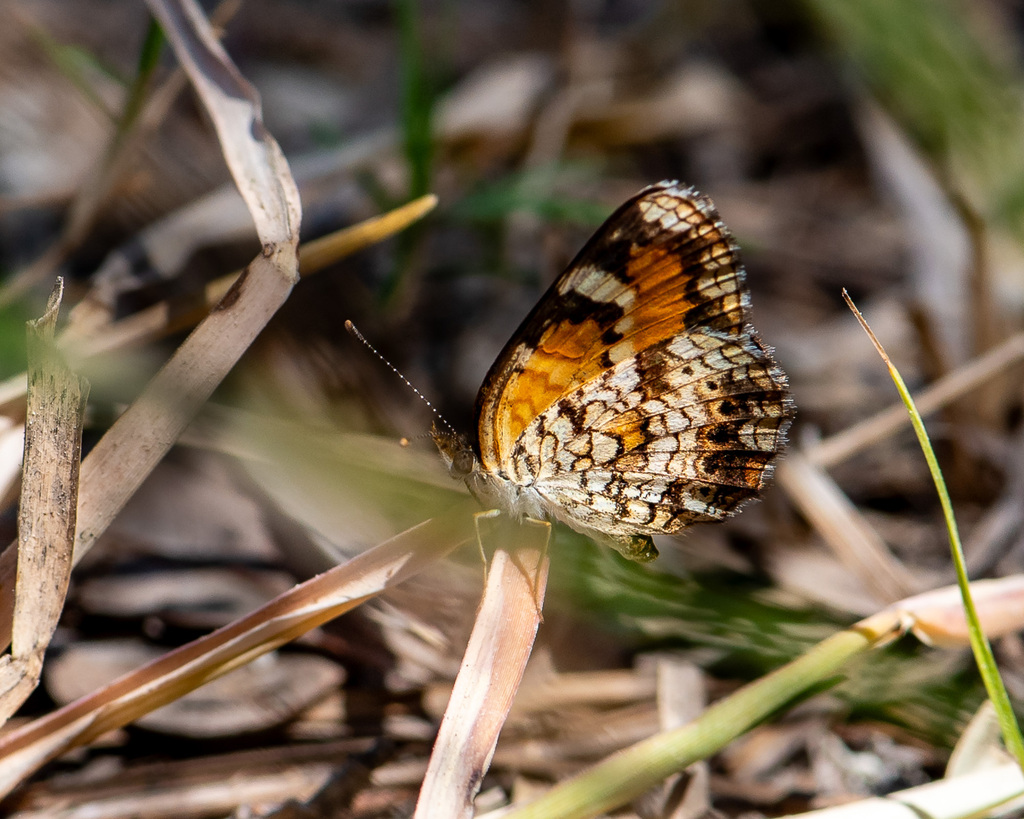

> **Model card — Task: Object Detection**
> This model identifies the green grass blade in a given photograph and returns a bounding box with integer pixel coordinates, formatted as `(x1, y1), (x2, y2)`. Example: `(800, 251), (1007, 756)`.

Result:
(380, 0), (436, 306)
(116, 18), (165, 145)
(843, 290), (1024, 767)
(395, 0), (433, 200)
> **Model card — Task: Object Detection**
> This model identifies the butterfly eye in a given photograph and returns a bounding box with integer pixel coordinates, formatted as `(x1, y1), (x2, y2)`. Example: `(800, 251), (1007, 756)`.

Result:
(450, 449), (476, 478)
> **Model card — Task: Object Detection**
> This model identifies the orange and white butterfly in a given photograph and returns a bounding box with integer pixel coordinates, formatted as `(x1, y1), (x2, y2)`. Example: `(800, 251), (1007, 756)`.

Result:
(433, 181), (792, 560)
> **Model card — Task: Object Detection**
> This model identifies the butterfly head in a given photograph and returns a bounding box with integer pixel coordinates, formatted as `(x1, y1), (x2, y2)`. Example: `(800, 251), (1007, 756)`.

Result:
(431, 423), (478, 480)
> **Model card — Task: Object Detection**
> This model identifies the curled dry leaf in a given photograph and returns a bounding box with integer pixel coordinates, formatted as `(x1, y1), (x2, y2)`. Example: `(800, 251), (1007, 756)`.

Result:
(889, 575), (1024, 648)
(1, 280), (87, 723)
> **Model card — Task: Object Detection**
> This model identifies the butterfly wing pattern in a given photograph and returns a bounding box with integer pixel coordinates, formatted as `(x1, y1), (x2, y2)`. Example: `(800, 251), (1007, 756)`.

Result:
(434, 181), (793, 561)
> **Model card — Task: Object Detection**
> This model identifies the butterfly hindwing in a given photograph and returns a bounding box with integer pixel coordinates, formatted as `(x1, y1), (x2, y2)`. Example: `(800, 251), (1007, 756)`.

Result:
(510, 329), (789, 536)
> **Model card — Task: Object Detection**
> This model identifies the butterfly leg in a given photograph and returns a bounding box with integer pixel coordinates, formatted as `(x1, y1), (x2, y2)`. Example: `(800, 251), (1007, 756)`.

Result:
(472, 508), (503, 584)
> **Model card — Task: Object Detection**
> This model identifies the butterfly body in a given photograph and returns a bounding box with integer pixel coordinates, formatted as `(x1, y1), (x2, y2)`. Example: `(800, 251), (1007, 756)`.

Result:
(433, 181), (792, 561)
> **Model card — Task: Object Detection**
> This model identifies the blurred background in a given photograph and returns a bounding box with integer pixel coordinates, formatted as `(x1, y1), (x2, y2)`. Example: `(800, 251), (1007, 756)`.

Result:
(3, 0), (1024, 815)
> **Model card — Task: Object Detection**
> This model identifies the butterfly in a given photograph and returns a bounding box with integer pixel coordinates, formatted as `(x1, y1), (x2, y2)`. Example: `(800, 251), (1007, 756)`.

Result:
(433, 181), (792, 561)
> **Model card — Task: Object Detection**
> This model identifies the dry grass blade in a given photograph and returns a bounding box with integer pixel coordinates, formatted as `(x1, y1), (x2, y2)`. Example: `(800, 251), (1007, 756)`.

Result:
(144, 0), (300, 246)
(298, 192), (438, 272)
(414, 517), (551, 818)
(0, 281), (87, 722)
(0, 506), (475, 798)
(0, 0), (303, 652)
(74, 193), (439, 359)
(0, 194), (438, 418)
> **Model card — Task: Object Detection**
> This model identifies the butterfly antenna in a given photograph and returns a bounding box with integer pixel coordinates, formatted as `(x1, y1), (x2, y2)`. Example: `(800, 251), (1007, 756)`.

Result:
(344, 320), (457, 435)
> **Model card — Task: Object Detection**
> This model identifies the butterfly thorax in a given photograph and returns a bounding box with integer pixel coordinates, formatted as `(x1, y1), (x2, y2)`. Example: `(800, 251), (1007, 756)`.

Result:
(431, 423), (547, 521)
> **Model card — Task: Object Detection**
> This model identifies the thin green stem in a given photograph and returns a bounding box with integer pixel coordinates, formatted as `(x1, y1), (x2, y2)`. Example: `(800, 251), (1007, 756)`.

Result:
(505, 621), (892, 819)
(843, 290), (1024, 768)
(384, 0), (435, 306)
(395, 0), (433, 199)
(113, 19), (165, 151)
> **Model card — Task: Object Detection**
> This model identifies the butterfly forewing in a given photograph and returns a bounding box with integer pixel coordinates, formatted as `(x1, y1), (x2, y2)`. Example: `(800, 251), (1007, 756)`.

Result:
(475, 183), (753, 473)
